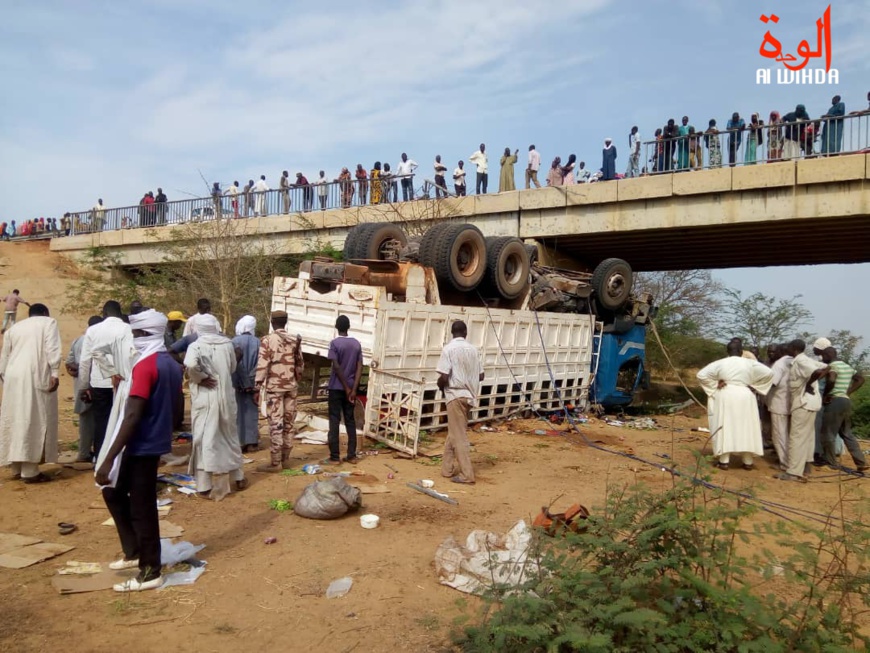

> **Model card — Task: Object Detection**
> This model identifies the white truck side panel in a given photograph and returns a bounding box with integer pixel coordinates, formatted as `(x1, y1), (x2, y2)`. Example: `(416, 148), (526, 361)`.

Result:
(273, 276), (596, 451)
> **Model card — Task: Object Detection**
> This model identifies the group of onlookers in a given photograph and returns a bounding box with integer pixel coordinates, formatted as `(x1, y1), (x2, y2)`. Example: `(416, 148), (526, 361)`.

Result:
(697, 335), (867, 483)
(644, 92), (870, 175)
(6, 91), (868, 237)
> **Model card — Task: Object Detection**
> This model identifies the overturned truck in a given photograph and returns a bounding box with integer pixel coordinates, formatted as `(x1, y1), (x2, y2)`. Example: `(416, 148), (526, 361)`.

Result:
(273, 222), (653, 455)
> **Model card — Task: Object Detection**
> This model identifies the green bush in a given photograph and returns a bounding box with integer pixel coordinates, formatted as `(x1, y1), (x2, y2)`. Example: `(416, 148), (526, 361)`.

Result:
(453, 475), (870, 652)
(852, 384), (870, 439)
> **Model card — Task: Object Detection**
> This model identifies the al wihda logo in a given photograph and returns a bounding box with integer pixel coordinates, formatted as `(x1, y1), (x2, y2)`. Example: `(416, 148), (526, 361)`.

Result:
(757, 4), (839, 84)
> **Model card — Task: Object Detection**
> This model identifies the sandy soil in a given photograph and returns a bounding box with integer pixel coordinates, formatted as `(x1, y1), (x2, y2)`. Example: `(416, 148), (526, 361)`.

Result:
(0, 241), (867, 653)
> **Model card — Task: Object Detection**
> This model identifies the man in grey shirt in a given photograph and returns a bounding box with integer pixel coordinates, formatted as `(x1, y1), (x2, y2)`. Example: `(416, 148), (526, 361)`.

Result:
(436, 321), (484, 484)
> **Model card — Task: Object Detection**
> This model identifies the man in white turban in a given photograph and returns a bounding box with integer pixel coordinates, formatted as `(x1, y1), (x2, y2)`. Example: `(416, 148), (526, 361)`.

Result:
(183, 314), (245, 499)
(96, 309), (183, 592)
(232, 315), (260, 452)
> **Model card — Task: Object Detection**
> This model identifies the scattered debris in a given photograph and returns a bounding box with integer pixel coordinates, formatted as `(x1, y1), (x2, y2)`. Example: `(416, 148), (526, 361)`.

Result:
(532, 503), (589, 536)
(434, 520), (538, 595)
(326, 576), (353, 599)
(157, 473), (197, 492)
(160, 453), (190, 467)
(57, 522), (77, 536)
(281, 468), (308, 477)
(294, 478), (362, 520)
(264, 537), (278, 545)
(268, 499), (293, 512)
(0, 533), (74, 569)
(160, 560), (207, 589)
(301, 464), (322, 475)
(384, 463), (399, 474)
(624, 417), (658, 430)
(407, 482), (458, 505)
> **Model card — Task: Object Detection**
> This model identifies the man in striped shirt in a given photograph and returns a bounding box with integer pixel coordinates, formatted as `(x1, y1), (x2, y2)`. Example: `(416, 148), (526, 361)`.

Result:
(820, 347), (867, 472)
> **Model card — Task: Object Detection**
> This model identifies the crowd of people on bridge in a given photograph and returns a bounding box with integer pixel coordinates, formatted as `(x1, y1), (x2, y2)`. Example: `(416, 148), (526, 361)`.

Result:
(698, 336), (867, 482)
(3, 90), (868, 237)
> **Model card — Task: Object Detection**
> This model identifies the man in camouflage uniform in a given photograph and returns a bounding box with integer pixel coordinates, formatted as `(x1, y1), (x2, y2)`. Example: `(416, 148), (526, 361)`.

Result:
(254, 311), (304, 472)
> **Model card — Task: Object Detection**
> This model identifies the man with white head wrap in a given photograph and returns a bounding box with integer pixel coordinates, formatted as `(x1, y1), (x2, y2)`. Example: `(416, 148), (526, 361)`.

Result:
(95, 310), (183, 592)
(232, 315), (260, 451)
(183, 314), (246, 499)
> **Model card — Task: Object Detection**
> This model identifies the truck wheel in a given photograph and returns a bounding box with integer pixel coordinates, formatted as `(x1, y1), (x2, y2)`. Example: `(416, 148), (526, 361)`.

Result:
(344, 223), (406, 260)
(591, 258), (633, 311)
(424, 223), (486, 291)
(419, 223), (451, 261)
(343, 223), (375, 261)
(357, 223), (407, 260)
(484, 237), (530, 300)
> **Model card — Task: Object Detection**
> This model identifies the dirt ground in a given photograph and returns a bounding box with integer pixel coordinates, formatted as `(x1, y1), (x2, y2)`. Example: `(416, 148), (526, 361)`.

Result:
(0, 241), (868, 653)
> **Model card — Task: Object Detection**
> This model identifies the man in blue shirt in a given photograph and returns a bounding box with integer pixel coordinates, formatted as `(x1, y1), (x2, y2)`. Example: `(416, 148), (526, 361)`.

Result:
(326, 315), (363, 464)
(96, 310), (182, 592)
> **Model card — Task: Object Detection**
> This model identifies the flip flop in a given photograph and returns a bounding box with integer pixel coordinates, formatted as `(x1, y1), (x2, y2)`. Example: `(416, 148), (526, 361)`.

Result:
(58, 522), (77, 535)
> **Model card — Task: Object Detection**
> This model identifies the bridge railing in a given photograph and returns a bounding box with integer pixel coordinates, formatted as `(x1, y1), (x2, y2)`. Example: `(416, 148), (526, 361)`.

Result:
(637, 111), (870, 176)
(66, 173), (456, 235)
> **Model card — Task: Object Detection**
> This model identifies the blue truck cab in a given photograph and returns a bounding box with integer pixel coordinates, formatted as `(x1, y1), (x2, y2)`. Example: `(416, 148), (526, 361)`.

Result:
(591, 323), (649, 409)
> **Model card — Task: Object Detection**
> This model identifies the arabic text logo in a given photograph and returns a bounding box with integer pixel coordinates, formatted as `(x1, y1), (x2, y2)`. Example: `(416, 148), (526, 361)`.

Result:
(756, 5), (838, 84)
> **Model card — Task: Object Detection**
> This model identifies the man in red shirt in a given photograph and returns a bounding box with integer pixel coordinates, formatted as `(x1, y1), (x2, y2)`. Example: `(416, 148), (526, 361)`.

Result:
(96, 310), (182, 592)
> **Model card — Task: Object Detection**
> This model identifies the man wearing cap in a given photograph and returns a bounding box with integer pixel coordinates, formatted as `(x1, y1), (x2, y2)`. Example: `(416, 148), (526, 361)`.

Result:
(777, 339), (829, 482)
(254, 311), (304, 472)
(164, 311), (186, 349)
(96, 309), (183, 592)
(811, 337), (837, 463)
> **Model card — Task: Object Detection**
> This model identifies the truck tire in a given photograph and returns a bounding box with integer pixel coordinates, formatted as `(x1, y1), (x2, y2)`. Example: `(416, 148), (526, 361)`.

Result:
(343, 223), (375, 261)
(591, 258), (633, 311)
(344, 223), (406, 261)
(484, 237), (530, 300)
(418, 222), (451, 261)
(422, 223), (487, 291)
(524, 243), (539, 266)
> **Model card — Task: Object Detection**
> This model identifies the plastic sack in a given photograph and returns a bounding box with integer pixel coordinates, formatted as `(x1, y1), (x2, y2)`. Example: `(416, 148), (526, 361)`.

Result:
(294, 477), (362, 520)
(161, 539), (206, 566)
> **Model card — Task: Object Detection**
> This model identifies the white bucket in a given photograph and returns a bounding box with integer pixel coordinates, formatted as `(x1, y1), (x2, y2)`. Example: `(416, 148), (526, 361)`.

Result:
(360, 514), (380, 529)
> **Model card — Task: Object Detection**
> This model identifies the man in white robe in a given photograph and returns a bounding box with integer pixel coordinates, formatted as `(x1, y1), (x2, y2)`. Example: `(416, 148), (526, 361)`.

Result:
(777, 339), (828, 482)
(0, 303), (62, 483)
(697, 340), (773, 470)
(183, 314), (245, 500)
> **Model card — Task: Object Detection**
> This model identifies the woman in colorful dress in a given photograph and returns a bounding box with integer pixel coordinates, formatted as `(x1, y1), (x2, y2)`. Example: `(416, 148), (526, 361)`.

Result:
(744, 113), (763, 164)
(369, 162), (382, 204)
(767, 111), (783, 161)
(704, 119), (722, 168)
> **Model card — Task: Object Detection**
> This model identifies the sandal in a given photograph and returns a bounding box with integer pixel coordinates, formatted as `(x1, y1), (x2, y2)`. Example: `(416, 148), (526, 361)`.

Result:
(236, 478), (249, 491)
(58, 522), (77, 536)
(715, 462), (729, 470)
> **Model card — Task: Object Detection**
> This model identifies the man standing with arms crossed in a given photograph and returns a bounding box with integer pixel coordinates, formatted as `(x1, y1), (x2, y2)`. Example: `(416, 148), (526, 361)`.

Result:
(437, 321), (484, 485)
(254, 311), (304, 473)
(326, 315), (363, 465)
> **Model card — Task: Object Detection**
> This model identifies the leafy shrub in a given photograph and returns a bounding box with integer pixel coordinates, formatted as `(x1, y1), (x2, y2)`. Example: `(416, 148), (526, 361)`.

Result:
(454, 475), (870, 652)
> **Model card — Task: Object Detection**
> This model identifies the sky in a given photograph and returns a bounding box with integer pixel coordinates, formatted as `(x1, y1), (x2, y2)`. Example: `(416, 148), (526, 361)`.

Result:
(1, 0), (869, 342)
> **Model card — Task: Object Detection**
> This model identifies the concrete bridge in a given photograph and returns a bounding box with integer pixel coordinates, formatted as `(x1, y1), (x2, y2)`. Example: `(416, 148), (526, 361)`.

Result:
(51, 154), (870, 271)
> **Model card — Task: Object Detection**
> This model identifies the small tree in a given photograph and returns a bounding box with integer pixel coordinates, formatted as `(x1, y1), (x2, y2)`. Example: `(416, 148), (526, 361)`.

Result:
(715, 289), (812, 349)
